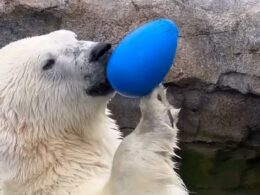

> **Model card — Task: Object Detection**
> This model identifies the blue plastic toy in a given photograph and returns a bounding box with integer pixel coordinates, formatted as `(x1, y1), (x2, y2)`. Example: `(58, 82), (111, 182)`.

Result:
(107, 18), (179, 97)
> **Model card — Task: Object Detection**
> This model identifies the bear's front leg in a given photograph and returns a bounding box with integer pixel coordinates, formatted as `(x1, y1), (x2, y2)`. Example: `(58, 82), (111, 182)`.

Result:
(104, 86), (188, 195)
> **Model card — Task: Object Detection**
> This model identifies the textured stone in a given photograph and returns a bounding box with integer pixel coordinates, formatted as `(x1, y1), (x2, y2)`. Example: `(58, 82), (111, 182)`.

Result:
(109, 95), (141, 136)
(0, 0), (66, 13)
(0, 0), (259, 95)
(168, 0), (260, 89)
(218, 72), (260, 95)
(109, 84), (260, 144)
(63, 0), (260, 95)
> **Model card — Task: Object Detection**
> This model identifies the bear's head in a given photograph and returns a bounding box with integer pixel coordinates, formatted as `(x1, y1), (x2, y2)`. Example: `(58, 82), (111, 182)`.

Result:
(0, 30), (114, 134)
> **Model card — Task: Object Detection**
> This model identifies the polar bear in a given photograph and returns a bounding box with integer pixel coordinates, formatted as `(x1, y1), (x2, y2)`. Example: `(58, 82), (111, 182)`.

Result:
(0, 30), (188, 195)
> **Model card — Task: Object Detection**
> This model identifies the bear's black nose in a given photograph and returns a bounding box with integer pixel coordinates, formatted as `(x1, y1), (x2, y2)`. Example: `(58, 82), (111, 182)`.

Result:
(89, 43), (112, 62)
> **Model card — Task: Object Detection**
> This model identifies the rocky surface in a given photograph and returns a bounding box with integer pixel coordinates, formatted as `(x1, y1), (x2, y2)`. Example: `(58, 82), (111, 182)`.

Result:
(109, 84), (260, 146)
(1, 0), (259, 94)
(0, 0), (259, 144)
(1, 0), (259, 145)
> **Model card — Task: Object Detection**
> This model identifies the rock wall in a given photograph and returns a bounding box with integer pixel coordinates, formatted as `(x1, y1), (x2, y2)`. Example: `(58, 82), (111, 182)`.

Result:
(0, 0), (259, 145)
(0, 0), (260, 193)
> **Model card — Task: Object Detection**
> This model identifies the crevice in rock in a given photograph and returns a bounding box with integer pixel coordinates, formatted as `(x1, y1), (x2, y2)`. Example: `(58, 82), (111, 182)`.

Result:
(179, 29), (237, 38)
(164, 78), (216, 92)
(0, 7), (62, 48)
(249, 48), (260, 54)
(130, 0), (140, 12)
(217, 71), (260, 96)
(163, 81), (260, 146)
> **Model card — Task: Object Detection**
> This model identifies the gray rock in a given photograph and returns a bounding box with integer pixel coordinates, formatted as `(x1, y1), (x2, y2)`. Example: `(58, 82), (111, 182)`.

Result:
(109, 84), (260, 144)
(109, 95), (141, 136)
(0, 0), (259, 94)
(17, 0), (65, 9)
(218, 72), (260, 95)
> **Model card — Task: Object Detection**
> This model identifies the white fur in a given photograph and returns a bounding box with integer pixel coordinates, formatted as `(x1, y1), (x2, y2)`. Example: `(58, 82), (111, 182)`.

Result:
(0, 30), (188, 195)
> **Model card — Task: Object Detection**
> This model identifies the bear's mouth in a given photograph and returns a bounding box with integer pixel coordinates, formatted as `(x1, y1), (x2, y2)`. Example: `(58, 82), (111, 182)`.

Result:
(85, 79), (114, 96)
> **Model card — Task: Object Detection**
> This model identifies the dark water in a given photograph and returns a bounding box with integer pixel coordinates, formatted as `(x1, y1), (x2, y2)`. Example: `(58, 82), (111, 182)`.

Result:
(177, 143), (260, 195)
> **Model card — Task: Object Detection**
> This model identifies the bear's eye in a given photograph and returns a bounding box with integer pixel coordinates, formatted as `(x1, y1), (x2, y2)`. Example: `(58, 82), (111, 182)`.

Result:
(43, 59), (55, 71)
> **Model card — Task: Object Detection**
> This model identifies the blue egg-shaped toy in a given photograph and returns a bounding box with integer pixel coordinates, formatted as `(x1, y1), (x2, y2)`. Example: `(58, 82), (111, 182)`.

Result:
(107, 18), (179, 97)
